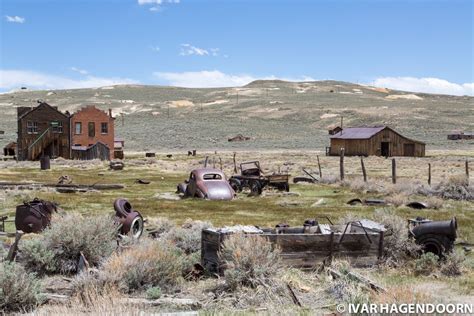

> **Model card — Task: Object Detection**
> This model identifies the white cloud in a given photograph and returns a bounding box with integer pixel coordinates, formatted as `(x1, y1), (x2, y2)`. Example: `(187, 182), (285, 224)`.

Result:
(180, 44), (209, 56)
(138, 0), (179, 11)
(151, 46), (160, 52)
(0, 69), (139, 91)
(153, 70), (315, 88)
(70, 67), (89, 75)
(5, 15), (25, 23)
(371, 77), (474, 96)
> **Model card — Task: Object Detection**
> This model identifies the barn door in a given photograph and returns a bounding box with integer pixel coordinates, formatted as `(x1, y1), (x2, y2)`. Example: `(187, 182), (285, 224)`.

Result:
(381, 142), (390, 157)
(404, 143), (415, 156)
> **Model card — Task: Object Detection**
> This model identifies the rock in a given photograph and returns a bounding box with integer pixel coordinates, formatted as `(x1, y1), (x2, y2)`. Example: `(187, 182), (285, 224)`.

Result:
(311, 198), (326, 207)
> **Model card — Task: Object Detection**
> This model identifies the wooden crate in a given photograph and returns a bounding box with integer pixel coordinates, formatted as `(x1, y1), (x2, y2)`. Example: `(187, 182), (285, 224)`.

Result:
(201, 225), (384, 274)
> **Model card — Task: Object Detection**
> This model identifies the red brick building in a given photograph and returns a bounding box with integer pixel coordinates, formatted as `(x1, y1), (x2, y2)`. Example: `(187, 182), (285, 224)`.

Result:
(71, 106), (115, 160)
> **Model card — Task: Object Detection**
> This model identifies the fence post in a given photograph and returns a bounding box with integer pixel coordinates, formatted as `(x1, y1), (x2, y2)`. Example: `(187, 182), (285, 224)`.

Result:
(219, 157), (223, 171)
(392, 158), (397, 184)
(466, 160), (470, 185)
(428, 163), (432, 186)
(361, 157), (367, 182)
(317, 155), (322, 178)
(233, 152), (237, 174)
(339, 148), (345, 181)
(204, 156), (209, 168)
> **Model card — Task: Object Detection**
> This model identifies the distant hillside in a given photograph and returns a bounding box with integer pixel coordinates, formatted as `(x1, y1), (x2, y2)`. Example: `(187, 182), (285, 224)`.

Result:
(0, 80), (472, 152)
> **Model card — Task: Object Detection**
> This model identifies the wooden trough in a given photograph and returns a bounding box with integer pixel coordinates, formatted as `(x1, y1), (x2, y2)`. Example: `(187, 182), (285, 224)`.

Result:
(202, 220), (384, 273)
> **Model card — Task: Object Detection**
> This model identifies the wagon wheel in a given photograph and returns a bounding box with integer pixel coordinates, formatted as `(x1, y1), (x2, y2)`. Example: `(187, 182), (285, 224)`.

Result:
(229, 178), (242, 192)
(249, 180), (262, 196)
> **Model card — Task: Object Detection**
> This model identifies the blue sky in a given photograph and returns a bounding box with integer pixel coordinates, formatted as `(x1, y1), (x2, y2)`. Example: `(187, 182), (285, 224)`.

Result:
(1, 0), (473, 95)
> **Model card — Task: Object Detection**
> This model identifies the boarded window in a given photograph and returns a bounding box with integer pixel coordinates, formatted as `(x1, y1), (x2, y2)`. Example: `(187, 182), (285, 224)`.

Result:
(101, 122), (108, 134)
(88, 122), (95, 137)
(52, 121), (63, 133)
(75, 122), (82, 134)
(27, 121), (38, 134)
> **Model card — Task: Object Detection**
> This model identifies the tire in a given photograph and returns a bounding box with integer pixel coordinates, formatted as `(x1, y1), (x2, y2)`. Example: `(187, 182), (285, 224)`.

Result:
(114, 198), (132, 217)
(249, 181), (262, 196)
(416, 234), (453, 257)
(229, 178), (242, 192)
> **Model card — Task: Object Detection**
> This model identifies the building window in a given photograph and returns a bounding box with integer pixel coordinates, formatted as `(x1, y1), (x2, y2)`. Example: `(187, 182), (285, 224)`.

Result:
(51, 121), (63, 133)
(75, 122), (82, 134)
(88, 122), (95, 137)
(101, 122), (108, 134)
(27, 121), (38, 134)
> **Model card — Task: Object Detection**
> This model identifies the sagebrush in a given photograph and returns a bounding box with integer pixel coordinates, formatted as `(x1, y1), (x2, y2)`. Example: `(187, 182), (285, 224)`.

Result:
(20, 213), (118, 274)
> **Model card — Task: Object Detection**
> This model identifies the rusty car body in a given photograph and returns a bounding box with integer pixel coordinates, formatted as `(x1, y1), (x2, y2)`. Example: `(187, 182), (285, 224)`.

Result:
(229, 161), (290, 195)
(409, 217), (457, 256)
(177, 168), (235, 200)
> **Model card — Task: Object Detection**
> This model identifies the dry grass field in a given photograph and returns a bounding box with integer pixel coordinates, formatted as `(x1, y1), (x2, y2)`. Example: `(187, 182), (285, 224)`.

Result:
(0, 150), (472, 314)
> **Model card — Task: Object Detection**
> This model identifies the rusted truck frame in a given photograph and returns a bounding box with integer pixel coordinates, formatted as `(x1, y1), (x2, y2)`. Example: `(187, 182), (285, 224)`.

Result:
(229, 161), (290, 195)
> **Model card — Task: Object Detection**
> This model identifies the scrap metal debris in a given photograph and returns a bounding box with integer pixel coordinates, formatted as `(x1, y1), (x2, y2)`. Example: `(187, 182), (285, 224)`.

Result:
(409, 217), (457, 256)
(110, 160), (124, 170)
(113, 198), (144, 239)
(347, 198), (387, 206)
(228, 134), (251, 142)
(15, 198), (57, 233)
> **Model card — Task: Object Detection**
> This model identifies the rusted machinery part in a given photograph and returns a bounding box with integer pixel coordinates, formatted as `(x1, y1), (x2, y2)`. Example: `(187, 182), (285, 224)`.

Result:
(15, 198), (57, 233)
(406, 201), (428, 209)
(113, 198), (144, 238)
(412, 218), (457, 239)
(293, 176), (316, 184)
(117, 211), (144, 239)
(411, 218), (457, 256)
(135, 179), (151, 185)
(347, 198), (363, 205)
(364, 199), (386, 206)
(114, 198), (133, 218)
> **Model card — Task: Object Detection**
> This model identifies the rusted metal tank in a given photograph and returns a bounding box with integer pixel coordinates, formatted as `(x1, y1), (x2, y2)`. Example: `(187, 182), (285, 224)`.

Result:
(40, 155), (50, 170)
(15, 198), (57, 233)
(113, 198), (143, 239)
(410, 217), (457, 256)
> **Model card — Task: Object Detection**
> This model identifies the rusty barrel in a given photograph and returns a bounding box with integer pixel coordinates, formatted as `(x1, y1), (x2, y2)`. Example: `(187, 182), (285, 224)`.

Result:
(40, 155), (50, 170)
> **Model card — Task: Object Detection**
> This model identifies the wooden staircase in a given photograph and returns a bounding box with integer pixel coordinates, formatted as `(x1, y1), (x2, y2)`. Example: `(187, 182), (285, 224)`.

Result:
(27, 127), (53, 160)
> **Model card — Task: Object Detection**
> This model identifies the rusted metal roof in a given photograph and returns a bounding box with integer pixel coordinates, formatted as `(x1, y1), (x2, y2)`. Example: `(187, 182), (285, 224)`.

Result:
(330, 126), (386, 139)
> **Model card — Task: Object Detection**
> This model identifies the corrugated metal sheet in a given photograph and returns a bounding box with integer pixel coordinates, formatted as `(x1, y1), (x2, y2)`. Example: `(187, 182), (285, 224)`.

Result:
(330, 126), (386, 139)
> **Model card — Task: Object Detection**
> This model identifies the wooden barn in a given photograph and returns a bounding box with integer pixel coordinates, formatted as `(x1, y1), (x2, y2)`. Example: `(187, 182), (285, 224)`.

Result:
(17, 102), (71, 161)
(327, 126), (425, 157)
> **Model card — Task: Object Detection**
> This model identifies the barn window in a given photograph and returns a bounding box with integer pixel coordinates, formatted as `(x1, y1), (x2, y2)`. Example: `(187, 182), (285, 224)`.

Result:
(101, 122), (108, 134)
(75, 122), (82, 134)
(27, 121), (38, 134)
(88, 122), (95, 137)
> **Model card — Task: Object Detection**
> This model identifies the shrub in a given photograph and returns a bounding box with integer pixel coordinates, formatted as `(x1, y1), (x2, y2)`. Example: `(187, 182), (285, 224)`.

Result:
(414, 252), (439, 276)
(100, 238), (184, 293)
(162, 219), (212, 254)
(219, 234), (281, 291)
(147, 217), (175, 236)
(326, 260), (371, 306)
(20, 213), (118, 274)
(440, 250), (465, 277)
(373, 209), (421, 267)
(0, 261), (43, 312)
(146, 286), (162, 299)
(434, 175), (473, 201)
(385, 193), (408, 207)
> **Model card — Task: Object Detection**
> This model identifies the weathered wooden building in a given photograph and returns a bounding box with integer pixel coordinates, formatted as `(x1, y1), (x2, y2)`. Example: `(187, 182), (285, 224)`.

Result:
(328, 126), (425, 157)
(71, 106), (115, 160)
(447, 132), (474, 140)
(71, 142), (110, 161)
(17, 102), (71, 161)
